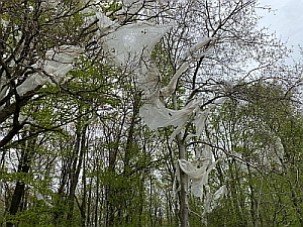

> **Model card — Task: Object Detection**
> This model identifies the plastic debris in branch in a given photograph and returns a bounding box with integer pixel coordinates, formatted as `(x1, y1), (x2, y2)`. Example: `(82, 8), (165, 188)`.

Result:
(160, 38), (215, 98)
(136, 64), (161, 95)
(40, 0), (60, 9)
(181, 158), (218, 198)
(17, 45), (83, 96)
(139, 97), (198, 130)
(103, 22), (172, 68)
(95, 11), (116, 30)
(173, 145), (219, 198)
(204, 185), (227, 213)
(191, 97), (227, 138)
(139, 38), (217, 134)
(122, 0), (142, 15)
(100, 0), (221, 144)
(192, 111), (209, 138)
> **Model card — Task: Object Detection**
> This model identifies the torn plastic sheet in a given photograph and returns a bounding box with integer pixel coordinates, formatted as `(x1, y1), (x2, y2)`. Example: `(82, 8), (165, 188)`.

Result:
(204, 185), (227, 213)
(192, 110), (209, 138)
(95, 11), (116, 30)
(122, 0), (143, 14)
(35, 191), (53, 207)
(213, 185), (227, 201)
(40, 0), (60, 9)
(190, 97), (227, 138)
(160, 38), (215, 98)
(44, 45), (83, 64)
(160, 61), (190, 97)
(17, 45), (82, 96)
(139, 96), (199, 130)
(173, 157), (218, 198)
(102, 22), (172, 67)
(138, 43), (220, 140)
(16, 74), (48, 96)
(136, 64), (161, 94)
(140, 45), (215, 139)
(80, 3), (117, 36)
(184, 37), (214, 60)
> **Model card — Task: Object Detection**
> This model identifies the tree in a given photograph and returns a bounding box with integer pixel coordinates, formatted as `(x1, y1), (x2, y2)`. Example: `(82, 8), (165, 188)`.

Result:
(1, 0), (301, 226)
(204, 81), (303, 226)
(134, 1), (287, 226)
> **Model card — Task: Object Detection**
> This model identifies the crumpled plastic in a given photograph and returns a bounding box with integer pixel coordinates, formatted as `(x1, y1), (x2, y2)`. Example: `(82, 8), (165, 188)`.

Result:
(139, 96), (199, 130)
(17, 45), (83, 96)
(173, 152), (218, 198)
(35, 191), (53, 207)
(103, 22), (172, 67)
(100, 7), (219, 141)
(139, 95), (200, 142)
(191, 97), (226, 138)
(180, 159), (209, 197)
(136, 39), (217, 137)
(122, 0), (142, 14)
(172, 145), (216, 198)
(204, 185), (227, 213)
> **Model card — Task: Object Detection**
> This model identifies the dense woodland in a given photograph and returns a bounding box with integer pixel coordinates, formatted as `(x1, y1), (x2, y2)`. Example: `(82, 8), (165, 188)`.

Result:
(1, 0), (303, 226)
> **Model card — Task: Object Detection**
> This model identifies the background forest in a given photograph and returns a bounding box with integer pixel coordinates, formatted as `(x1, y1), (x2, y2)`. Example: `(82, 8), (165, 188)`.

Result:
(1, 0), (303, 226)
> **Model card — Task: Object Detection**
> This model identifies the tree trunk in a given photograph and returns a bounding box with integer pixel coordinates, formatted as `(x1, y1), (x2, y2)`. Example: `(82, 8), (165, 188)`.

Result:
(6, 136), (36, 227)
(177, 135), (189, 227)
(80, 147), (87, 227)
(67, 122), (88, 224)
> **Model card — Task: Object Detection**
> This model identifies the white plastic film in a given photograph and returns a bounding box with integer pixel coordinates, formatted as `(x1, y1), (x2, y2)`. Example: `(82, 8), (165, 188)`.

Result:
(17, 45), (82, 96)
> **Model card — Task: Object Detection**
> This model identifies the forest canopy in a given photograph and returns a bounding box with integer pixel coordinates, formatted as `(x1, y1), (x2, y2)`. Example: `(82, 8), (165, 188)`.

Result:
(1, 0), (303, 227)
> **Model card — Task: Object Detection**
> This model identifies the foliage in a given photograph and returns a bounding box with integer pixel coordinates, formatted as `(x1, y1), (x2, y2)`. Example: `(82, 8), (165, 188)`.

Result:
(1, 1), (303, 227)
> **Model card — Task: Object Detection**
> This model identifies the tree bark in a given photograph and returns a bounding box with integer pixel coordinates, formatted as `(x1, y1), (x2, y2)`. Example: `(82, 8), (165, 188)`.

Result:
(177, 134), (189, 227)
(66, 122), (88, 224)
(6, 136), (36, 227)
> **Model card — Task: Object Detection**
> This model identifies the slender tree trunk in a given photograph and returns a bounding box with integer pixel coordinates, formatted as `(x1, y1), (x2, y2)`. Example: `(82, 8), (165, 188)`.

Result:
(80, 146), (87, 227)
(138, 175), (145, 227)
(247, 162), (257, 226)
(149, 176), (154, 226)
(7, 182), (26, 227)
(86, 155), (94, 226)
(177, 134), (189, 227)
(172, 89), (189, 227)
(53, 154), (69, 225)
(95, 172), (99, 227)
(6, 135), (36, 227)
(122, 93), (140, 225)
(67, 122), (88, 224)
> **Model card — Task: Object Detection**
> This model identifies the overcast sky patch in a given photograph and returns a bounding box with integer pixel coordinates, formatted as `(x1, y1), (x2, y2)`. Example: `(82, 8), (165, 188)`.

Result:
(258, 0), (303, 49)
